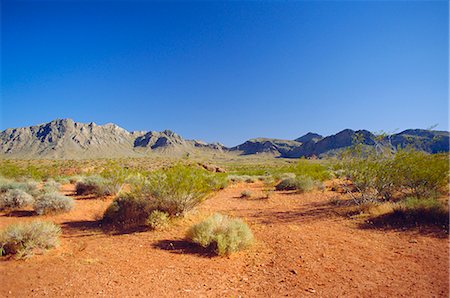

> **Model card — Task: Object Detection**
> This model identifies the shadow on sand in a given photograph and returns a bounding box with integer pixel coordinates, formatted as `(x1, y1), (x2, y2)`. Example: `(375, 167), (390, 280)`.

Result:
(2, 210), (35, 217)
(152, 239), (216, 258)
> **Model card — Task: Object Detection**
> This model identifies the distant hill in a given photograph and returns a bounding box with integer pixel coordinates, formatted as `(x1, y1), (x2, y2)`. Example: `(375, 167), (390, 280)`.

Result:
(0, 119), (448, 159)
(231, 129), (449, 158)
(0, 119), (224, 159)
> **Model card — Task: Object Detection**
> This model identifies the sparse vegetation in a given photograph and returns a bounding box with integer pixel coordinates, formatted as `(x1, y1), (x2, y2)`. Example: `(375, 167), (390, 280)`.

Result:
(187, 213), (254, 256)
(75, 175), (121, 196)
(0, 189), (34, 211)
(339, 146), (449, 203)
(33, 193), (74, 215)
(0, 221), (61, 259)
(275, 175), (322, 193)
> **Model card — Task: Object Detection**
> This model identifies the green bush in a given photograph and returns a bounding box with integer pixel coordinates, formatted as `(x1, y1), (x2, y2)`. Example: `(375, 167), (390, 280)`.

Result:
(33, 192), (74, 215)
(0, 189), (34, 211)
(140, 164), (221, 216)
(0, 221), (61, 259)
(292, 159), (331, 181)
(75, 175), (121, 196)
(187, 213), (254, 256)
(146, 210), (170, 230)
(339, 148), (449, 201)
(102, 195), (153, 229)
(394, 151), (449, 198)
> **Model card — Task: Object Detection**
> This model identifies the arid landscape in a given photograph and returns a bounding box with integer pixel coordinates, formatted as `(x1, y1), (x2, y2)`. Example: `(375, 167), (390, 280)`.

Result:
(2, 1), (448, 297)
(1, 179), (448, 297)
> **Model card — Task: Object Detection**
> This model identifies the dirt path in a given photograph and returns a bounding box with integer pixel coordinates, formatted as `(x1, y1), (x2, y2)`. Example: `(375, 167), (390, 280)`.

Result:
(1, 183), (448, 297)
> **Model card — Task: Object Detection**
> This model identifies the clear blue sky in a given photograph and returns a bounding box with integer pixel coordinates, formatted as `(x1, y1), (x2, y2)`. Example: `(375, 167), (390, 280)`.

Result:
(1, 1), (448, 146)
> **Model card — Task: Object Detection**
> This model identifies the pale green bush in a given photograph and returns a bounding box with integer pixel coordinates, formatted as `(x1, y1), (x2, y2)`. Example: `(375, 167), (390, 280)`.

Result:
(0, 178), (39, 196)
(33, 192), (74, 215)
(0, 189), (34, 210)
(0, 221), (61, 259)
(187, 213), (254, 256)
(275, 175), (322, 193)
(42, 179), (61, 193)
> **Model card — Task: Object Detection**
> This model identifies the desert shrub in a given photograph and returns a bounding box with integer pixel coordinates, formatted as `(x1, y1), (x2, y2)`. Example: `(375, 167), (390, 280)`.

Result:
(393, 151), (449, 198)
(33, 192), (74, 215)
(75, 175), (121, 196)
(227, 175), (255, 183)
(204, 173), (228, 191)
(339, 147), (449, 202)
(275, 177), (298, 191)
(0, 178), (39, 196)
(244, 176), (256, 183)
(102, 195), (154, 229)
(275, 175), (321, 193)
(187, 213), (254, 256)
(258, 175), (274, 184)
(240, 190), (252, 198)
(0, 189), (34, 211)
(141, 164), (220, 216)
(392, 198), (448, 226)
(54, 176), (70, 184)
(0, 221), (61, 259)
(42, 179), (61, 193)
(292, 159), (331, 181)
(146, 210), (170, 230)
(227, 174), (244, 183)
(68, 175), (84, 184)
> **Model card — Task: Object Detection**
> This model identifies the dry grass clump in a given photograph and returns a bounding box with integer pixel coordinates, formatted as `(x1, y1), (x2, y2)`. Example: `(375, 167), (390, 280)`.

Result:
(187, 213), (254, 256)
(33, 192), (74, 215)
(75, 175), (121, 196)
(227, 174), (259, 183)
(0, 177), (39, 197)
(146, 210), (170, 231)
(0, 221), (61, 259)
(42, 179), (61, 193)
(275, 175), (322, 193)
(0, 189), (34, 211)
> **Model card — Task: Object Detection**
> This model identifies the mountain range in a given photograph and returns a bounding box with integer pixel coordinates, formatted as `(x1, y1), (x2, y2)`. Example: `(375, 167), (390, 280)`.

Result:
(0, 119), (448, 159)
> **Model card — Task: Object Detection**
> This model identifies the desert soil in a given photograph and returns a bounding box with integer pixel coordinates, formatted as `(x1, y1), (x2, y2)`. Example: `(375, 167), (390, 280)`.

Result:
(1, 182), (448, 297)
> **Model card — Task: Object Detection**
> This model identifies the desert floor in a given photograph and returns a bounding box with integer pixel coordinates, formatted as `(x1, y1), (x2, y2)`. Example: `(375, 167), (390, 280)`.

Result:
(1, 182), (448, 297)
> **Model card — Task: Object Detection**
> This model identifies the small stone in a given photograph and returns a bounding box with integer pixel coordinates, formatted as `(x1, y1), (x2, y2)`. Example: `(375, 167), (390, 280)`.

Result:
(290, 269), (298, 275)
(306, 288), (316, 293)
(409, 239), (418, 243)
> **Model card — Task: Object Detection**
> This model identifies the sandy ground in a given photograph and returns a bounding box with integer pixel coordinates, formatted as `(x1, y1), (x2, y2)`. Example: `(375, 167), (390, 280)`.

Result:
(1, 182), (448, 297)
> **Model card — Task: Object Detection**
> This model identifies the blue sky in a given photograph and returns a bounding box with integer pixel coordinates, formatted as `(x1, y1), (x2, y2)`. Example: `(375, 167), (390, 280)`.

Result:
(1, 1), (448, 146)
